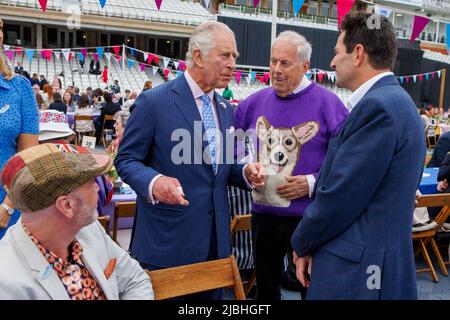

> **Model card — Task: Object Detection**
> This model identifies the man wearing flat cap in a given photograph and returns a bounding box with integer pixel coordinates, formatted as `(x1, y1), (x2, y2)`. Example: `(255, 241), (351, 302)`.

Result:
(0, 144), (153, 300)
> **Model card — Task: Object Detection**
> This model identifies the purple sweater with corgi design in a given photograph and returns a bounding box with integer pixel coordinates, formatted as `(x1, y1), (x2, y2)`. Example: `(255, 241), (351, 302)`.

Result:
(234, 82), (349, 217)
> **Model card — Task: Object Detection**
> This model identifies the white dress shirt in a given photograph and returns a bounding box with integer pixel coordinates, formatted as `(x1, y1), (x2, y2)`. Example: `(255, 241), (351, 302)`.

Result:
(347, 72), (394, 110)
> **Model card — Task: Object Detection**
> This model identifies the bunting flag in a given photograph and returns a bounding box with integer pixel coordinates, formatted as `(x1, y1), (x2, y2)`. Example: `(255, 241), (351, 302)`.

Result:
(413, 75), (417, 83)
(130, 48), (135, 57)
(3, 45), (10, 51)
(104, 52), (112, 62)
(115, 54), (121, 61)
(253, 0), (259, 8)
(410, 16), (430, 43)
(293, 0), (305, 16)
(419, 74), (423, 82)
(139, 63), (146, 72)
(96, 47), (104, 59)
(147, 53), (154, 64)
(234, 71), (242, 84)
(80, 48), (88, 60)
(163, 68), (170, 78)
(38, 0), (47, 12)
(152, 66), (159, 76)
(176, 71), (183, 77)
(399, 77), (404, 84)
(93, 53), (99, 62)
(16, 47), (22, 56)
(155, 0), (162, 10)
(112, 46), (121, 56)
(163, 57), (170, 69)
(127, 59), (135, 69)
(447, 24), (450, 54)
(54, 51), (60, 61)
(306, 70), (312, 80)
(42, 49), (52, 61)
(246, 73), (252, 84)
(438, 70), (442, 78)
(143, 52), (149, 63)
(204, 0), (211, 8)
(179, 61), (186, 71)
(317, 72), (324, 83)
(62, 49), (71, 62)
(25, 49), (35, 62)
(68, 52), (73, 62)
(250, 71), (256, 82)
(264, 72), (270, 84)
(173, 61), (179, 70)
(337, 0), (355, 27)
(405, 77), (410, 84)
(154, 56), (160, 65)
(78, 52), (85, 63)
(5, 50), (14, 62)
(99, 0), (107, 9)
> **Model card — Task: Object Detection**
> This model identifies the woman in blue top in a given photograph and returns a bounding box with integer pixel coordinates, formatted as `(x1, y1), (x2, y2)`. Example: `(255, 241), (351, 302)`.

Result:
(0, 18), (39, 239)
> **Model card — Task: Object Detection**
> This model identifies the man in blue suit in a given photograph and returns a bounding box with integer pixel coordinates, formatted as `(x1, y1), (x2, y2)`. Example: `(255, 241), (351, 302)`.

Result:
(114, 21), (264, 299)
(291, 13), (426, 299)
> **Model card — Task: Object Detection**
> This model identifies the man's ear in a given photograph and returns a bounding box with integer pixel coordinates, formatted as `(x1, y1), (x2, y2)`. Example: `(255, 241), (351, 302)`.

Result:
(354, 44), (365, 67)
(54, 196), (76, 220)
(193, 48), (204, 68)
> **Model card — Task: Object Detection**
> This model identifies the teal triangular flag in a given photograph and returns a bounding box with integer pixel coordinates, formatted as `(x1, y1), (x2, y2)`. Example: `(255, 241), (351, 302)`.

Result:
(96, 47), (104, 59)
(78, 52), (84, 63)
(293, 0), (305, 16)
(25, 49), (35, 62)
(127, 59), (135, 69)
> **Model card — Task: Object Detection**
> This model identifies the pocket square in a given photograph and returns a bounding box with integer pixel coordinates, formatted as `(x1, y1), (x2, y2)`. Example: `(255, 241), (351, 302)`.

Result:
(219, 101), (227, 109)
(104, 258), (117, 280)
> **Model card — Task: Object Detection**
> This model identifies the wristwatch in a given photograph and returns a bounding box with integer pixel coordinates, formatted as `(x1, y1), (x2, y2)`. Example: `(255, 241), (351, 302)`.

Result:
(0, 203), (14, 216)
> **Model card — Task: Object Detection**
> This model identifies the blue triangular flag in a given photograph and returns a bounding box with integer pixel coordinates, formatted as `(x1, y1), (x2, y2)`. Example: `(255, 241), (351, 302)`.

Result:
(25, 49), (35, 62)
(425, 74), (429, 81)
(399, 77), (404, 84)
(250, 71), (256, 82)
(130, 48), (135, 57)
(127, 59), (135, 69)
(306, 70), (312, 80)
(96, 47), (104, 59)
(78, 52), (85, 63)
(99, 0), (106, 9)
(446, 24), (450, 54)
(293, 0), (305, 16)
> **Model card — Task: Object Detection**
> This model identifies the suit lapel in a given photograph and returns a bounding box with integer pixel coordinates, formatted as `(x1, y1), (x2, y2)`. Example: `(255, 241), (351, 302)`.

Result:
(214, 92), (230, 176)
(11, 221), (69, 300)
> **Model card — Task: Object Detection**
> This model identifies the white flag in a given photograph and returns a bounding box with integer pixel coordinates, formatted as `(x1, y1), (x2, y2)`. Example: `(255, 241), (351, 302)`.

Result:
(204, 0), (211, 7)
(152, 66), (159, 76)
(173, 61), (179, 70)
(413, 75), (417, 83)
(54, 51), (60, 61)
(246, 74), (252, 84)
(438, 71), (442, 78)
(62, 49), (71, 62)
(104, 52), (112, 62)
(143, 52), (149, 62)
(3, 45), (10, 50)
(163, 58), (170, 69)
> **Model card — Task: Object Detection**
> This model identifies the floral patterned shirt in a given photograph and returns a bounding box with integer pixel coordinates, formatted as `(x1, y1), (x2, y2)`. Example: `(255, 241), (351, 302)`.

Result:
(23, 222), (107, 300)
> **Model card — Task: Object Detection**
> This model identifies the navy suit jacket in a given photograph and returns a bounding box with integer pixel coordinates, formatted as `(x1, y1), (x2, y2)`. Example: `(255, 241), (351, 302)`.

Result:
(115, 74), (248, 268)
(291, 75), (425, 300)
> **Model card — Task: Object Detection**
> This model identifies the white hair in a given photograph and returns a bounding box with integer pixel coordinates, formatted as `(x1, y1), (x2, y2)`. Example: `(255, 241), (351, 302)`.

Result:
(185, 21), (235, 68)
(272, 31), (312, 62)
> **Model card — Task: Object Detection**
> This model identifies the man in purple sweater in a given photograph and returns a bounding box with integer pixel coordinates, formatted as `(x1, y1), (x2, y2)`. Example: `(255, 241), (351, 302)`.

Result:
(234, 31), (348, 300)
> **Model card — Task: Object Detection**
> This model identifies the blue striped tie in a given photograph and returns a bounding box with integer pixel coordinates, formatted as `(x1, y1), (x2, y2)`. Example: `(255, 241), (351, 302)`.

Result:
(200, 94), (217, 174)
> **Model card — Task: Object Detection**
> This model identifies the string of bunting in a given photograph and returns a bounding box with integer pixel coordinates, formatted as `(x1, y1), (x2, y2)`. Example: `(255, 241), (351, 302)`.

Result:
(0, 45), (445, 85)
(36, 0), (166, 12)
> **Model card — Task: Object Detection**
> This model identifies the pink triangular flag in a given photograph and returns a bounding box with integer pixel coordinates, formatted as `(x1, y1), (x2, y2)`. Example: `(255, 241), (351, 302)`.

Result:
(80, 48), (88, 59)
(317, 72), (324, 83)
(112, 46), (121, 56)
(410, 16), (430, 43)
(164, 68), (170, 78)
(5, 50), (14, 62)
(155, 0), (162, 10)
(68, 52), (73, 62)
(234, 71), (242, 84)
(148, 54), (154, 64)
(179, 61), (186, 71)
(140, 63), (146, 72)
(337, 0), (355, 27)
(93, 53), (99, 62)
(16, 47), (22, 56)
(42, 49), (52, 61)
(419, 74), (423, 81)
(38, 0), (47, 12)
(405, 77), (410, 83)
(264, 72), (270, 83)
(253, 0), (260, 7)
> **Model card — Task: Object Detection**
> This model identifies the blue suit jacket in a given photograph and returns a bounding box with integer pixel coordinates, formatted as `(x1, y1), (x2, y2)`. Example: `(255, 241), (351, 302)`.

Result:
(115, 75), (247, 268)
(291, 75), (425, 300)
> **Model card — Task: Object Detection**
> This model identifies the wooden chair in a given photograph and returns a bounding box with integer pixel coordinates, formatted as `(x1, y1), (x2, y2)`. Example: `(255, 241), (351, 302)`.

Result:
(112, 201), (136, 243)
(413, 194), (450, 282)
(230, 214), (256, 296)
(97, 215), (110, 233)
(100, 114), (115, 147)
(146, 255), (246, 300)
(73, 115), (94, 145)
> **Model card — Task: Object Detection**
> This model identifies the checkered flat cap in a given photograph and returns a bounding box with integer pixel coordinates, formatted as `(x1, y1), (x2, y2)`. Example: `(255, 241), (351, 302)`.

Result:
(1, 144), (113, 212)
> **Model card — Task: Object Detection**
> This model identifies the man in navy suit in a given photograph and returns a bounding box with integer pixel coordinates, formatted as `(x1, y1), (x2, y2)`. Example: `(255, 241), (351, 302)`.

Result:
(114, 21), (264, 299)
(291, 13), (426, 299)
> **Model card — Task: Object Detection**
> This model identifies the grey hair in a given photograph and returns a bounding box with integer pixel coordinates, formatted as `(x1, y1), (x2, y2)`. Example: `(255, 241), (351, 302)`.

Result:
(272, 31), (312, 62)
(185, 21), (235, 68)
(114, 110), (131, 127)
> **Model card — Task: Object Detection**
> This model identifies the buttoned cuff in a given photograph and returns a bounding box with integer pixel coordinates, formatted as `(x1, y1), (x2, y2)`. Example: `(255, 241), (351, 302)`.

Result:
(148, 174), (162, 204)
(306, 174), (316, 198)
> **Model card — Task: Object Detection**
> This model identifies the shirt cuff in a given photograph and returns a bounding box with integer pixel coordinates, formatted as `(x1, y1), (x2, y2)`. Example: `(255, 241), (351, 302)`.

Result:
(306, 174), (316, 198)
(148, 174), (163, 204)
(242, 164), (254, 189)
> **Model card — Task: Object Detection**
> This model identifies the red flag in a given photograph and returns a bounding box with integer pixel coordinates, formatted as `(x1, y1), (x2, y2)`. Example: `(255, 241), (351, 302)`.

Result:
(337, 0), (355, 27)
(68, 52), (73, 62)
(112, 46), (121, 56)
(38, 0), (47, 12)
(164, 68), (170, 78)
(264, 72), (270, 83)
(154, 56), (160, 65)
(419, 74), (423, 81)
(147, 54), (154, 64)
(16, 47), (22, 56)
(317, 72), (324, 83)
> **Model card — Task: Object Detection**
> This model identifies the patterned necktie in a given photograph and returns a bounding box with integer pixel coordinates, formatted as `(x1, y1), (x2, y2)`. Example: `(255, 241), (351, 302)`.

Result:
(200, 94), (217, 174)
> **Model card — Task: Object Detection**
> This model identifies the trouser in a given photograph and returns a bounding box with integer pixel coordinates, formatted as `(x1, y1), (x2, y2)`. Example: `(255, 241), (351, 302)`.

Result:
(139, 215), (222, 300)
(252, 213), (306, 300)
